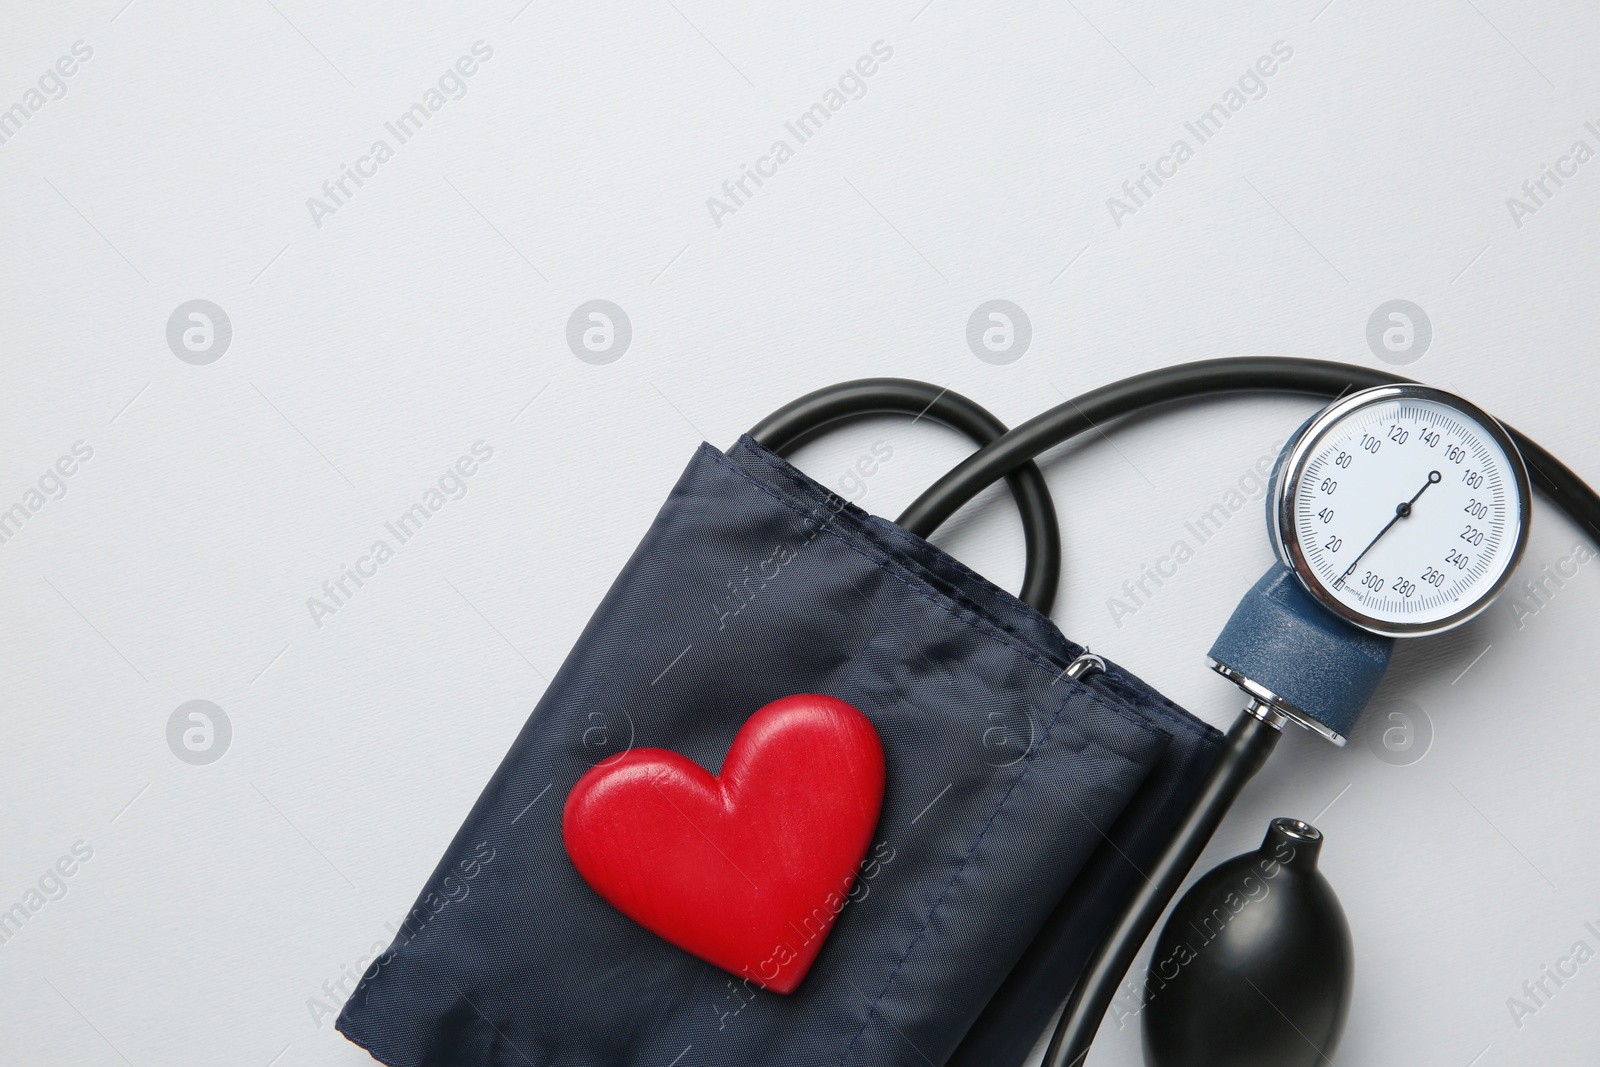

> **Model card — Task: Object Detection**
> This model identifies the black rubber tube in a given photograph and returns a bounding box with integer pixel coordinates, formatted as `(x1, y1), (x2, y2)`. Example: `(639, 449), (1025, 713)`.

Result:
(897, 359), (1399, 536)
(1041, 710), (1281, 1067)
(750, 378), (1063, 613)
(897, 357), (1600, 547)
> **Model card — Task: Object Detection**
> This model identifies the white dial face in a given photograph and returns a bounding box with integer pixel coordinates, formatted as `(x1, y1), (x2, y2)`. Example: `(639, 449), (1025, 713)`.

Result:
(1281, 391), (1528, 635)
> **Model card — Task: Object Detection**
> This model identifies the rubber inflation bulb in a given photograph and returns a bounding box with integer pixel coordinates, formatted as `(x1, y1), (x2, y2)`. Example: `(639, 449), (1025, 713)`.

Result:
(1141, 818), (1353, 1067)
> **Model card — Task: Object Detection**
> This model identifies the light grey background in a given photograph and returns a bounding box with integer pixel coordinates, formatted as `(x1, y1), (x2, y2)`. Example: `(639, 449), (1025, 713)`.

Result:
(1, 1), (1597, 1065)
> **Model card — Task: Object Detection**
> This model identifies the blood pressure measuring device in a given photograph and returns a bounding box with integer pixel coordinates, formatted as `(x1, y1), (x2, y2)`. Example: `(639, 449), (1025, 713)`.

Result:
(1214, 384), (1531, 746)
(336, 362), (1593, 1067)
(1031, 375), (1543, 1067)
(1088, 384), (1533, 1065)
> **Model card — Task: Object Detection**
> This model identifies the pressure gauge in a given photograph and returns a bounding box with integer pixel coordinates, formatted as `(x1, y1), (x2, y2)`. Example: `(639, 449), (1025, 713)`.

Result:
(1270, 384), (1531, 637)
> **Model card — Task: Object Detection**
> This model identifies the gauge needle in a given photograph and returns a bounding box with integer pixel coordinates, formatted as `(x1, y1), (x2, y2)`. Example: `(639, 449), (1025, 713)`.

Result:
(1333, 470), (1442, 590)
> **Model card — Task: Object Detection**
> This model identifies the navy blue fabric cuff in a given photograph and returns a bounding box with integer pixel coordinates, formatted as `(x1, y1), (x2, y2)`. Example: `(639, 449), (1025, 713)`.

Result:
(337, 437), (1220, 1067)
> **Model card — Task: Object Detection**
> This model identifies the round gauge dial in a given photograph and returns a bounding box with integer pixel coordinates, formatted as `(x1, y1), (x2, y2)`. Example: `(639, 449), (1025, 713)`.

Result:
(1271, 385), (1531, 637)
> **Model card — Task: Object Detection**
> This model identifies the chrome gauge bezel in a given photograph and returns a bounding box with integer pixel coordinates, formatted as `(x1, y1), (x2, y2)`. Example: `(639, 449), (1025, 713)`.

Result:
(1269, 384), (1532, 638)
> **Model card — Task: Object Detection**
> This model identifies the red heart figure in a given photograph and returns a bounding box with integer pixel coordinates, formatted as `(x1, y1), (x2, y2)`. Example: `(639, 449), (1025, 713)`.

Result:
(562, 693), (886, 994)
